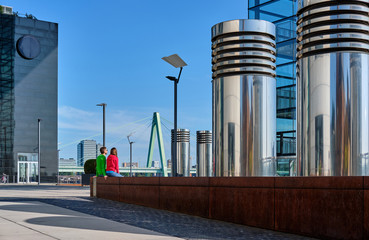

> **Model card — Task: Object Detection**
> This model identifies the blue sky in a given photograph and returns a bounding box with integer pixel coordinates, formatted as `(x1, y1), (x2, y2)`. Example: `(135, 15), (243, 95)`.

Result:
(4, 0), (248, 167)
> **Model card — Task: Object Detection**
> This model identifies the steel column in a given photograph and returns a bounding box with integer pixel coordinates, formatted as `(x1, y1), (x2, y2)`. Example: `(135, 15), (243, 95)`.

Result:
(297, 0), (369, 176)
(212, 19), (277, 176)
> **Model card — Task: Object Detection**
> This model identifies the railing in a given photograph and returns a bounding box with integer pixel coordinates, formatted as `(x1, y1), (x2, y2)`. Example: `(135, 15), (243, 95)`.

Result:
(58, 175), (81, 184)
(277, 156), (296, 176)
(59, 167), (197, 176)
(277, 130), (296, 156)
(59, 161), (300, 177)
(361, 153), (369, 176)
(258, 156), (297, 177)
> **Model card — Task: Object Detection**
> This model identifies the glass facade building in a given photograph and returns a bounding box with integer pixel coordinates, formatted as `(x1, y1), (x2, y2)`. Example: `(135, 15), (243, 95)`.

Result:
(77, 140), (99, 166)
(0, 12), (58, 183)
(248, 0), (297, 157)
(0, 13), (15, 181)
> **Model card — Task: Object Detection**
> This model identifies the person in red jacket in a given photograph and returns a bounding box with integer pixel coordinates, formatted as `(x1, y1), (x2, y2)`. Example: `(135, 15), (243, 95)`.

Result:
(106, 147), (123, 177)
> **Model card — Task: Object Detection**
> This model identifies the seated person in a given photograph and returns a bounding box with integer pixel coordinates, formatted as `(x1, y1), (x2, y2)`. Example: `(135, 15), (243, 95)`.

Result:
(96, 146), (108, 179)
(106, 147), (123, 177)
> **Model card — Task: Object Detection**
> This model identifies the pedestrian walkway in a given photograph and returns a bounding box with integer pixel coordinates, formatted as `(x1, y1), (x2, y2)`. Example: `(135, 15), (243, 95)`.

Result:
(0, 184), (315, 240)
(0, 201), (181, 240)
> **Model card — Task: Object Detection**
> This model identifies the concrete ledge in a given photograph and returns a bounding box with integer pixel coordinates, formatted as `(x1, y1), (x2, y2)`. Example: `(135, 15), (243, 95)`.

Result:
(92, 176), (369, 240)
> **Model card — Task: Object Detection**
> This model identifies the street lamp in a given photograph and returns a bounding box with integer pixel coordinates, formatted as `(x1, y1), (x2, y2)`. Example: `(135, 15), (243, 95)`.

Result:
(127, 133), (135, 177)
(38, 118), (41, 185)
(162, 54), (187, 177)
(96, 103), (107, 147)
(57, 149), (60, 185)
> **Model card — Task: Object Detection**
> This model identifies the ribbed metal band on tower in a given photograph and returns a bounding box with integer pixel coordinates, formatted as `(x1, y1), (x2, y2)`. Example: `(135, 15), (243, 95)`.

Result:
(212, 19), (277, 176)
(297, 0), (369, 176)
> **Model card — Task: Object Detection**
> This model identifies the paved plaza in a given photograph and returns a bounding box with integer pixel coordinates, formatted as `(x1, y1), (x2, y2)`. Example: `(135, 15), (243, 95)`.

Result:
(0, 184), (315, 240)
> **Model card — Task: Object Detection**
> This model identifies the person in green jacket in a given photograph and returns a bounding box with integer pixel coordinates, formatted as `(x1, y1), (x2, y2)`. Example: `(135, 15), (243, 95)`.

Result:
(96, 146), (108, 179)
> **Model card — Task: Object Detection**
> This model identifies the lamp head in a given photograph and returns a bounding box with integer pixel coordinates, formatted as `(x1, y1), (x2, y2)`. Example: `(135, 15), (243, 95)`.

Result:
(162, 54), (187, 68)
(166, 76), (177, 81)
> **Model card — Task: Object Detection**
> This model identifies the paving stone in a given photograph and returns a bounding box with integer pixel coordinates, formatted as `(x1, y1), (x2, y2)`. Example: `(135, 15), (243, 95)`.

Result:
(40, 197), (314, 240)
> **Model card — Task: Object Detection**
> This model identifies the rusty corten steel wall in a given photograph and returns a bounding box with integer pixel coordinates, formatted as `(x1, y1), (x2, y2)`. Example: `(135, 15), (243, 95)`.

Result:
(93, 176), (368, 240)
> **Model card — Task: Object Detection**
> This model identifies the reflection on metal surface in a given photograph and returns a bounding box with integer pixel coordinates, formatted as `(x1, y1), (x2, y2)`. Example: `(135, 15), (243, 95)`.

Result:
(297, 0), (369, 176)
(298, 0), (369, 12)
(171, 129), (190, 177)
(212, 19), (277, 176)
(196, 131), (212, 177)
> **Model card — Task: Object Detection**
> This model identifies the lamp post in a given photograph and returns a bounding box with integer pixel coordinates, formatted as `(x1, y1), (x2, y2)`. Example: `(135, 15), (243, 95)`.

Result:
(96, 103), (107, 147)
(38, 118), (41, 186)
(127, 134), (134, 177)
(57, 149), (60, 185)
(162, 54), (187, 177)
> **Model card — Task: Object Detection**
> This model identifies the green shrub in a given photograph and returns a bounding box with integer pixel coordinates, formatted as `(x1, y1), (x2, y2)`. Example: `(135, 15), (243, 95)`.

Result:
(84, 159), (96, 174)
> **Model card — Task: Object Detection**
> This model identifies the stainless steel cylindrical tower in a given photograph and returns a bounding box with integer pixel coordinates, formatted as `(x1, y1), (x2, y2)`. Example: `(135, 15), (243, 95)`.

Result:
(196, 130), (212, 177)
(212, 19), (277, 176)
(297, 0), (369, 176)
(171, 129), (190, 177)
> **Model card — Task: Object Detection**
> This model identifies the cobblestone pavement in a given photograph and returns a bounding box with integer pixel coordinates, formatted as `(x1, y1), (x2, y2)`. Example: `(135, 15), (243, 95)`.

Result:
(41, 197), (315, 240)
(0, 185), (315, 240)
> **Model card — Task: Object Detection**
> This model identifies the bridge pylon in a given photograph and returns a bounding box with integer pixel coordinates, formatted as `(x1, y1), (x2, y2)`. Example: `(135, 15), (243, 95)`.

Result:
(146, 112), (168, 176)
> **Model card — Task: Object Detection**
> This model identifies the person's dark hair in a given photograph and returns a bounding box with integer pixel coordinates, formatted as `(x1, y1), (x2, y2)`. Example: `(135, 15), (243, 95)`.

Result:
(110, 147), (117, 156)
(100, 146), (107, 154)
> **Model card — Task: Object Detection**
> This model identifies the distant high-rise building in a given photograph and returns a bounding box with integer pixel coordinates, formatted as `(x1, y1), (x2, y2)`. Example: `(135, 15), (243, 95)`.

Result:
(59, 158), (76, 167)
(0, 7), (58, 183)
(167, 159), (172, 169)
(152, 161), (160, 168)
(77, 140), (98, 166)
(96, 143), (102, 157)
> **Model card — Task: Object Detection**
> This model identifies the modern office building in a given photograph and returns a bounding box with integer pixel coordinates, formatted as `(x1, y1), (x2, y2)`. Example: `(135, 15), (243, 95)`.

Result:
(248, 0), (297, 157)
(0, 7), (58, 183)
(77, 140), (99, 166)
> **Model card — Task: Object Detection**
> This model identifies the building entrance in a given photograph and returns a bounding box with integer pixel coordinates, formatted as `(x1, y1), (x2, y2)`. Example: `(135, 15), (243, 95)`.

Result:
(17, 153), (38, 183)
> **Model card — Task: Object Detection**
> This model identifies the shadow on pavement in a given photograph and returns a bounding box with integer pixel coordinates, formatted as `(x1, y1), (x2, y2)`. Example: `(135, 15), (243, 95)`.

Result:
(0, 201), (170, 237)
(0, 203), (75, 215)
(25, 215), (168, 236)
